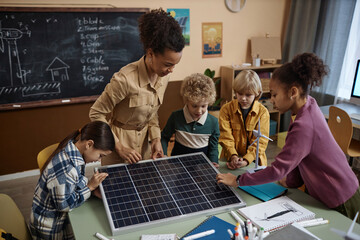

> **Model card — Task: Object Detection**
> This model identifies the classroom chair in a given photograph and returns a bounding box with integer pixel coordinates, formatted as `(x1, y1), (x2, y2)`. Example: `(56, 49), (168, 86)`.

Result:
(37, 143), (59, 170)
(328, 106), (360, 166)
(0, 193), (32, 240)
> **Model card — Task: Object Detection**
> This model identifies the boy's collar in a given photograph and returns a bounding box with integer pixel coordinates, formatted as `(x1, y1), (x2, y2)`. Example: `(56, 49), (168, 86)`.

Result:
(183, 105), (208, 125)
(232, 99), (260, 115)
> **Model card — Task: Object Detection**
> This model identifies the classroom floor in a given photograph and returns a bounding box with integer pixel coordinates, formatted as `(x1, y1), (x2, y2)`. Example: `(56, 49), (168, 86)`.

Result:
(0, 141), (359, 225)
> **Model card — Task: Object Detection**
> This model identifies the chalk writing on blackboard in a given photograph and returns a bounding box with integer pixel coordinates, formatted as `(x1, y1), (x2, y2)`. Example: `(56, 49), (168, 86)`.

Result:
(0, 8), (147, 110)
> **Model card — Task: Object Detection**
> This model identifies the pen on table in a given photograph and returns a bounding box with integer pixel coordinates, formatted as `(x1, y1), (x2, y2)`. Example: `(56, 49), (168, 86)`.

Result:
(258, 227), (264, 240)
(230, 211), (244, 225)
(227, 228), (234, 239)
(229, 211), (246, 237)
(237, 222), (244, 240)
(261, 232), (270, 239)
(250, 227), (257, 240)
(247, 220), (253, 237)
(183, 229), (215, 240)
(298, 218), (324, 225)
(234, 232), (239, 240)
(95, 232), (113, 240)
(298, 219), (329, 227)
(244, 220), (249, 237)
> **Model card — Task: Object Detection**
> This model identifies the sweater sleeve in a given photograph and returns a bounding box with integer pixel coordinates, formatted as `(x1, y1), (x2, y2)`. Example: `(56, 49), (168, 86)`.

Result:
(219, 105), (238, 161)
(47, 165), (91, 212)
(238, 120), (313, 186)
(286, 166), (304, 188)
(207, 117), (220, 163)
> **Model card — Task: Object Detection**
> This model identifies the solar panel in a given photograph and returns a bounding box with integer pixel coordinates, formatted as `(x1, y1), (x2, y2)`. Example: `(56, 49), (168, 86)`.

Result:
(97, 152), (246, 236)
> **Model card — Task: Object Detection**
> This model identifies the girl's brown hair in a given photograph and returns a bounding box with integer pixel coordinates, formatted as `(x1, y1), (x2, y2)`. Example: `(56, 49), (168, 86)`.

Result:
(40, 121), (115, 173)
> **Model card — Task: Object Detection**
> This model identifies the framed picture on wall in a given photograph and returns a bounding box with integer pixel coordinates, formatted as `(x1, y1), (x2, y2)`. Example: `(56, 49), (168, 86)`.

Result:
(202, 22), (222, 58)
(167, 8), (190, 46)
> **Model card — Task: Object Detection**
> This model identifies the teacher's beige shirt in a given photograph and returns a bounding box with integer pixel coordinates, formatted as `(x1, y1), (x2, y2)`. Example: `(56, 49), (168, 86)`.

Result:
(89, 56), (169, 164)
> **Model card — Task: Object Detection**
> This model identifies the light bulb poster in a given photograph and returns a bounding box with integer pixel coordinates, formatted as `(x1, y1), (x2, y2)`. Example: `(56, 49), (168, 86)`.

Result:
(202, 22), (222, 58)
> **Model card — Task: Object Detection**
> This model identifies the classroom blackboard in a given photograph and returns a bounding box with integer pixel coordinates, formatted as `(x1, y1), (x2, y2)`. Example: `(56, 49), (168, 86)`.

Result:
(0, 7), (148, 110)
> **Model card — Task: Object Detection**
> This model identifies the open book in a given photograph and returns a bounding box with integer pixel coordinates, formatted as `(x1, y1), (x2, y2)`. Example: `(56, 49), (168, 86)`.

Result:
(237, 196), (315, 232)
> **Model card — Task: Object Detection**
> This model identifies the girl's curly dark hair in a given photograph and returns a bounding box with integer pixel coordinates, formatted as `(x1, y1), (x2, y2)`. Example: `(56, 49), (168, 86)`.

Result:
(272, 52), (329, 96)
(138, 8), (185, 54)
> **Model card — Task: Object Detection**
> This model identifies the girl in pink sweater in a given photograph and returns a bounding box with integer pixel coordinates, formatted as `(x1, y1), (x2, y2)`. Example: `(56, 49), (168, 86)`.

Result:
(217, 53), (360, 222)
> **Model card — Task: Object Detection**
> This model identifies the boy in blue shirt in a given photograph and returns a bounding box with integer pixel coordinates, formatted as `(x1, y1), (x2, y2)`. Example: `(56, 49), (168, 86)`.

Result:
(161, 73), (220, 166)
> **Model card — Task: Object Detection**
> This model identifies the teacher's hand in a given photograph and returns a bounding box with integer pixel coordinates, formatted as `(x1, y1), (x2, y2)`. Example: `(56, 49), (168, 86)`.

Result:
(151, 138), (164, 160)
(116, 142), (142, 164)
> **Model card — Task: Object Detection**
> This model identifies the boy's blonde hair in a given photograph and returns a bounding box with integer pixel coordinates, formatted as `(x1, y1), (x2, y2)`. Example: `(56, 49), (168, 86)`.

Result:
(233, 70), (262, 100)
(180, 73), (216, 105)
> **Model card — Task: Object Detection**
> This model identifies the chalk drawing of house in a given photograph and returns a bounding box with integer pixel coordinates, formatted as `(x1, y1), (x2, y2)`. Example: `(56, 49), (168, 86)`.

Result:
(46, 57), (70, 81)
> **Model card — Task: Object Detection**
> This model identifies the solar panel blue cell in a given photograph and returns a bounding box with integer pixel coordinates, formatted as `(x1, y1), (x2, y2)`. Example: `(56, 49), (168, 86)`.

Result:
(98, 152), (245, 236)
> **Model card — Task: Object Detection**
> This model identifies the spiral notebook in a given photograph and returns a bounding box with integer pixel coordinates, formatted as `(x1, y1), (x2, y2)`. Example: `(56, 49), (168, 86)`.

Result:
(181, 216), (235, 240)
(237, 196), (315, 233)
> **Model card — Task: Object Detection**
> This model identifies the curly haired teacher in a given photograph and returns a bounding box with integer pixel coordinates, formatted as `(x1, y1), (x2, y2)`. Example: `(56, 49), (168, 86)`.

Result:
(89, 8), (185, 165)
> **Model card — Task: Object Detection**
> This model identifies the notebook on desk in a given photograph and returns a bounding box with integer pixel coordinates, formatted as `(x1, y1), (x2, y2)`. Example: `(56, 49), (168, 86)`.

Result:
(239, 182), (287, 201)
(181, 216), (234, 240)
(237, 196), (315, 233)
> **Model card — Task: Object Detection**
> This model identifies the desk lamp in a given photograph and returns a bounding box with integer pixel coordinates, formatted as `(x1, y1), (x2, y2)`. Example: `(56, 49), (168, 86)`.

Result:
(246, 119), (273, 174)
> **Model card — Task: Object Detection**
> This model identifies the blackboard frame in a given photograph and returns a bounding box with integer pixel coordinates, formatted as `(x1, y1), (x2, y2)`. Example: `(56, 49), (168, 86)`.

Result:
(0, 7), (149, 111)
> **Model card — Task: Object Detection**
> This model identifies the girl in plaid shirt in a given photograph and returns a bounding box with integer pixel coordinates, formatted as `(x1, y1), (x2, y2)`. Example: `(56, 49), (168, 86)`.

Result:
(30, 121), (115, 239)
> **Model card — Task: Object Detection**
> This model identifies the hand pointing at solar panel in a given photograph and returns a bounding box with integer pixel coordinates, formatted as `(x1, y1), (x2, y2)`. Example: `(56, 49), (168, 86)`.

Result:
(87, 171), (108, 191)
(216, 173), (238, 187)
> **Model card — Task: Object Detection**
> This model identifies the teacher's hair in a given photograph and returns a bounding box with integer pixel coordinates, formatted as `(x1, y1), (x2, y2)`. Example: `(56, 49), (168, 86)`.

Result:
(138, 8), (185, 54)
(272, 53), (329, 97)
(40, 121), (115, 173)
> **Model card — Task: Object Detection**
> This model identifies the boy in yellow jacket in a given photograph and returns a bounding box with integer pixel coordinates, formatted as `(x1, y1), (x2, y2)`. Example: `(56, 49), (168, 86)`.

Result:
(219, 70), (270, 169)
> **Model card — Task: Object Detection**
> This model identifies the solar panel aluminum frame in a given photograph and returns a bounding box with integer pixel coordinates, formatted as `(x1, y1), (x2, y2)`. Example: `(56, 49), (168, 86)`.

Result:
(96, 152), (246, 236)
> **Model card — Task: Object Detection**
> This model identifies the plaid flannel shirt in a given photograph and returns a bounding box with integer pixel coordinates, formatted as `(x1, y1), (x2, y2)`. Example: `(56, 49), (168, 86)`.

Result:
(30, 140), (91, 240)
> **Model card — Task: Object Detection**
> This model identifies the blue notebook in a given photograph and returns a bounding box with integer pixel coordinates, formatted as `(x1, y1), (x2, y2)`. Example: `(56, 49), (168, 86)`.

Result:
(181, 216), (235, 240)
(239, 182), (287, 201)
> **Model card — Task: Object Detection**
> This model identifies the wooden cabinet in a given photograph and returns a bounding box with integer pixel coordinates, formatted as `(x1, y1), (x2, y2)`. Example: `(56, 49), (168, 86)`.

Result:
(220, 64), (282, 136)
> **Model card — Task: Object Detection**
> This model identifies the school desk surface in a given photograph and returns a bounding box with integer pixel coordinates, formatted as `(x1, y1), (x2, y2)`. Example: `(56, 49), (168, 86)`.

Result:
(320, 102), (360, 129)
(69, 159), (360, 240)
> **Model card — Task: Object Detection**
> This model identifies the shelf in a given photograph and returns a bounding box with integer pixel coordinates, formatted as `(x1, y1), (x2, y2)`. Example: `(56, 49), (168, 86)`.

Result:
(221, 64), (282, 71)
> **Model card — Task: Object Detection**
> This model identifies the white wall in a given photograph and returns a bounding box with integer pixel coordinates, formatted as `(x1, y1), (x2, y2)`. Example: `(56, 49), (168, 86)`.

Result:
(1, 0), (289, 80)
